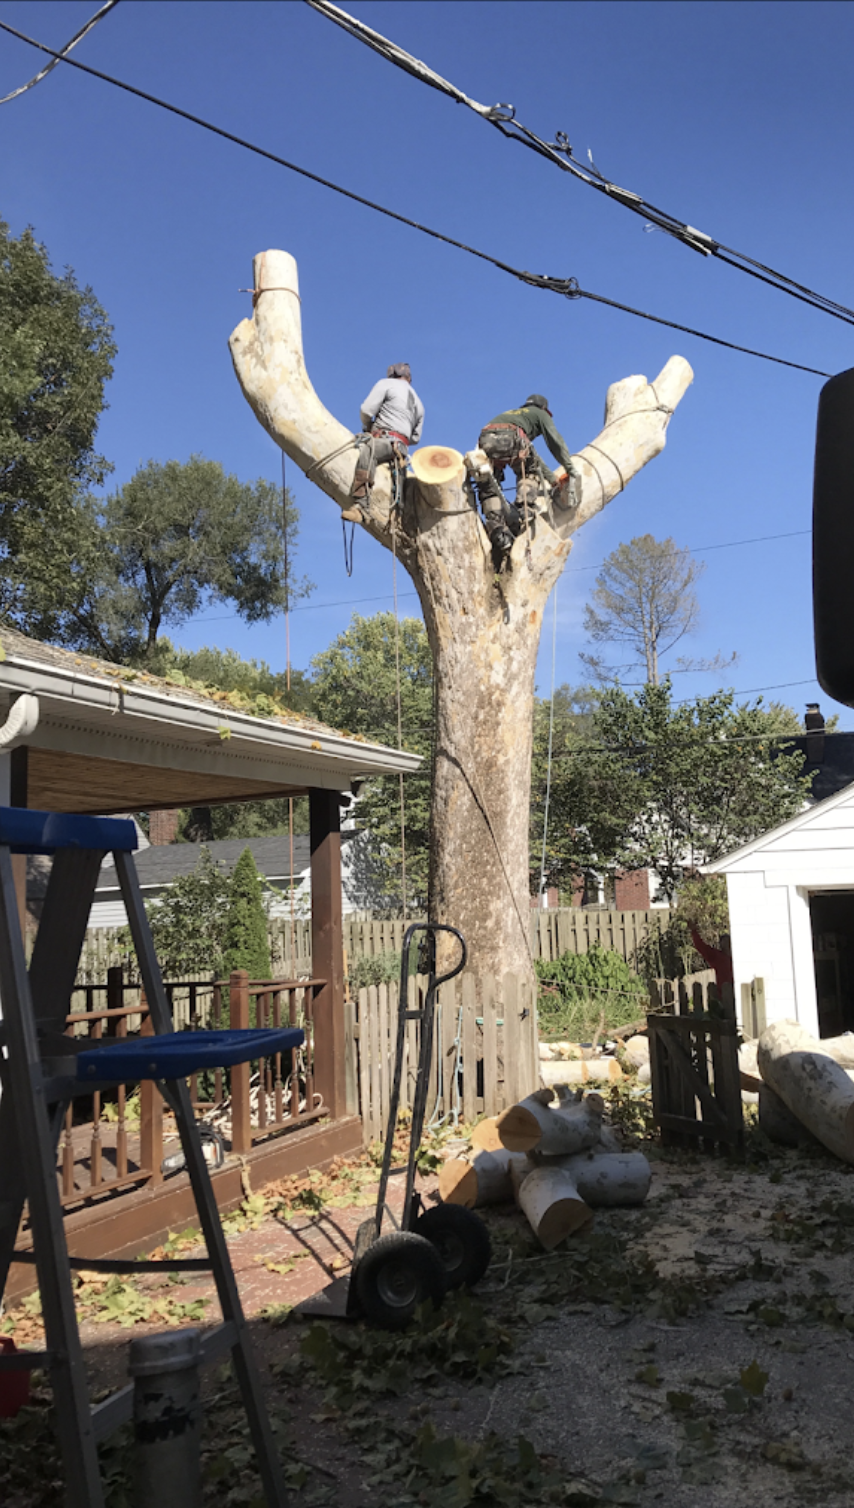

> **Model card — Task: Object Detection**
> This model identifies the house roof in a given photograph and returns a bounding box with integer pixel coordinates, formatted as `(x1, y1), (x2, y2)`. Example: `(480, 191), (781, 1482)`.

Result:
(94, 834), (332, 897)
(788, 731), (854, 803)
(0, 626), (421, 814)
(705, 777), (854, 874)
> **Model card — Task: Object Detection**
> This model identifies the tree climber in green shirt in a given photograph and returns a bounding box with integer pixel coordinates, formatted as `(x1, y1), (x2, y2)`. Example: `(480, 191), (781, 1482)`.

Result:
(466, 395), (582, 560)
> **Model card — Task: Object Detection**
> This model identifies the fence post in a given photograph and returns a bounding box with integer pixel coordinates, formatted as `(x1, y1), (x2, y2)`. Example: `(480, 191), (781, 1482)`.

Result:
(106, 964), (123, 1036)
(139, 991), (163, 1186)
(229, 970), (252, 1154)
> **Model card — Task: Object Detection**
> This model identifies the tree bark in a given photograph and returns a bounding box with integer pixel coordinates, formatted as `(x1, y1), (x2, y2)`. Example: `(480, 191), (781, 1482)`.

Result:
(495, 1086), (604, 1154)
(230, 250), (693, 980)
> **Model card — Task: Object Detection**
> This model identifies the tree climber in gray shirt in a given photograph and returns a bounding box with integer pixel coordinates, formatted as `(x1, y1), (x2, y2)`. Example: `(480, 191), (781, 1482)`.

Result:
(343, 363), (425, 520)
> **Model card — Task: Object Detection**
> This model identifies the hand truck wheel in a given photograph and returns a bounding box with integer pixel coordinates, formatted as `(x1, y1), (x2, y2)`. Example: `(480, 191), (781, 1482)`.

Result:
(414, 1203), (492, 1290)
(353, 1232), (446, 1330)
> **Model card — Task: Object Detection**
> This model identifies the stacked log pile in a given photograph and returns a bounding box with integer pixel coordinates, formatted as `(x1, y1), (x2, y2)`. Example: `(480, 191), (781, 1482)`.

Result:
(440, 1086), (652, 1251)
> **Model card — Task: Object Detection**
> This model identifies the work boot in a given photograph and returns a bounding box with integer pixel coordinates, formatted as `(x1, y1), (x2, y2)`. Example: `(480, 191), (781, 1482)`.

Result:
(486, 520), (515, 558)
(340, 504), (364, 523)
(350, 467), (371, 501)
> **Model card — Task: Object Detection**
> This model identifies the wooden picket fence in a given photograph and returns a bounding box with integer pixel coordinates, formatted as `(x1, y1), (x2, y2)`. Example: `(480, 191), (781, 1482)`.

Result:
(352, 973), (540, 1145)
(77, 908), (660, 985)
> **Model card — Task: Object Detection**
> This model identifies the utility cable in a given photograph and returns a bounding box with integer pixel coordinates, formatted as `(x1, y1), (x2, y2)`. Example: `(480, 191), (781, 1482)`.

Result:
(0, 0), (119, 104)
(307, 0), (854, 330)
(0, 17), (831, 379)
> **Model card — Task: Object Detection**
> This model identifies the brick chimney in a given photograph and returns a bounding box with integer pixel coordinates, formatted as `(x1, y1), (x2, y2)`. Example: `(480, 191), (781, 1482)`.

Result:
(805, 703), (825, 764)
(148, 809), (180, 845)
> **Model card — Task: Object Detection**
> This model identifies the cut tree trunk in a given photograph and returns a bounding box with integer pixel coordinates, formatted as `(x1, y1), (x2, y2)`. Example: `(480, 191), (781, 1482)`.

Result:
(470, 1116), (504, 1152)
(758, 1082), (820, 1149)
(553, 1150), (651, 1207)
(496, 1087), (604, 1154)
(517, 1166), (592, 1249)
(438, 1147), (528, 1207)
(229, 250), (693, 981)
(540, 1058), (623, 1087)
(757, 1020), (854, 1163)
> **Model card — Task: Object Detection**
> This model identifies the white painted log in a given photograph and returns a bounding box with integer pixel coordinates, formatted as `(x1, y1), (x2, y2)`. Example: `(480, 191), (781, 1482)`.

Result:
(558, 1150), (652, 1207)
(517, 1166), (593, 1249)
(757, 1020), (854, 1163)
(496, 1088), (604, 1155)
(438, 1147), (529, 1207)
(540, 1058), (623, 1087)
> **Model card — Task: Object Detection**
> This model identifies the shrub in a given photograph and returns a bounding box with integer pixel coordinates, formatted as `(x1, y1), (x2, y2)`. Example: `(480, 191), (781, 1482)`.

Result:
(535, 943), (647, 1041)
(220, 847), (272, 981)
(142, 846), (231, 979)
(348, 950), (402, 993)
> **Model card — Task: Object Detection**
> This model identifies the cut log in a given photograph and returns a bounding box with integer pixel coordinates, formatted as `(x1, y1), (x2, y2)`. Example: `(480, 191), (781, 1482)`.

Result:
(559, 1150), (652, 1207)
(820, 1032), (854, 1071)
(438, 1147), (528, 1208)
(757, 1020), (854, 1163)
(470, 1116), (504, 1152)
(739, 1040), (763, 1092)
(540, 1058), (623, 1087)
(517, 1166), (593, 1250)
(496, 1088), (604, 1155)
(623, 1035), (650, 1071)
(758, 1082), (821, 1149)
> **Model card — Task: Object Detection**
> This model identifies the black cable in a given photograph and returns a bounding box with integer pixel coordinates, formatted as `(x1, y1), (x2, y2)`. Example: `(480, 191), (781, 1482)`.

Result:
(307, 0), (854, 329)
(0, 18), (831, 379)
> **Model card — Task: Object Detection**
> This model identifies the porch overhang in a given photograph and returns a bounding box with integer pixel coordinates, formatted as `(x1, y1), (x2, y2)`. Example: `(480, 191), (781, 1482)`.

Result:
(0, 630), (421, 814)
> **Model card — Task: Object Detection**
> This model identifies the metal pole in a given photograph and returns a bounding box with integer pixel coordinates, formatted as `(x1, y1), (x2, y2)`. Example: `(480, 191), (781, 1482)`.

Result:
(128, 1328), (202, 1508)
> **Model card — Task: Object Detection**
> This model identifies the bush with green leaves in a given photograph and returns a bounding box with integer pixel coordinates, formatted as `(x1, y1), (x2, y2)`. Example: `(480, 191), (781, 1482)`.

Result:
(141, 847), (231, 980)
(535, 943), (647, 1040)
(220, 847), (272, 981)
(347, 950), (402, 993)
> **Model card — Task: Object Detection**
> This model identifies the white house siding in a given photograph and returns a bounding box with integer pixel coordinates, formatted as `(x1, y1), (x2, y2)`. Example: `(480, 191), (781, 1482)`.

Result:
(708, 783), (854, 1038)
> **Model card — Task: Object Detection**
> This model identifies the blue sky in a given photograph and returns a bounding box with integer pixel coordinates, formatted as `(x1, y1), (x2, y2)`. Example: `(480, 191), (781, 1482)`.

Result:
(2, 0), (853, 724)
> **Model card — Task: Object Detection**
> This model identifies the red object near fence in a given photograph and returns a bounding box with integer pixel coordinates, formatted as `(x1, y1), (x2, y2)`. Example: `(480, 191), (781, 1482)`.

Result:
(0, 1338), (30, 1417)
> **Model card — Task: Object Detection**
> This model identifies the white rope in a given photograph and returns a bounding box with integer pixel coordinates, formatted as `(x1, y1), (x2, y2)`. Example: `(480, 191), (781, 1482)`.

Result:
(538, 581), (559, 904)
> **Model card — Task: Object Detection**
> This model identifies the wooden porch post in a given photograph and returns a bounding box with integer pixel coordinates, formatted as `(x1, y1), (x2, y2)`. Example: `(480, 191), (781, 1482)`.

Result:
(310, 788), (345, 1119)
(9, 745), (27, 944)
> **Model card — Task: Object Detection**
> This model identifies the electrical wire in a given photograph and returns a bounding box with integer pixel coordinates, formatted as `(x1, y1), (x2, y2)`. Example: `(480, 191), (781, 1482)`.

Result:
(0, 0), (119, 105)
(188, 526), (811, 625)
(307, 0), (854, 330)
(0, 17), (832, 379)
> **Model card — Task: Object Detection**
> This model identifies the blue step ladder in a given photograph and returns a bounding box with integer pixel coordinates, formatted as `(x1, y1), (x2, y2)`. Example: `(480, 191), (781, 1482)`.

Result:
(0, 809), (300, 1506)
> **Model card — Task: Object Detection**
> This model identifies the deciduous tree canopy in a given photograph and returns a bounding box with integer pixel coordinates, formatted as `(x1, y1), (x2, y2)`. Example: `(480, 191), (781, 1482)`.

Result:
(0, 219), (115, 616)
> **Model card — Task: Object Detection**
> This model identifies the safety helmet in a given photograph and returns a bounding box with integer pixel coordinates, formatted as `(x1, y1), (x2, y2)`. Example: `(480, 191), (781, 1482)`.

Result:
(388, 363), (412, 382)
(523, 394), (551, 414)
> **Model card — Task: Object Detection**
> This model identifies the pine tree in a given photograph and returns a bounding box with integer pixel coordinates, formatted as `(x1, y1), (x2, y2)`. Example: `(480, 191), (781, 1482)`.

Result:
(220, 848), (272, 981)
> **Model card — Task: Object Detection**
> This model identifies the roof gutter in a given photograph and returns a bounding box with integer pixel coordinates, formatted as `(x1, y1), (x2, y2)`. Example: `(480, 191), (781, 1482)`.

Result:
(0, 652), (422, 778)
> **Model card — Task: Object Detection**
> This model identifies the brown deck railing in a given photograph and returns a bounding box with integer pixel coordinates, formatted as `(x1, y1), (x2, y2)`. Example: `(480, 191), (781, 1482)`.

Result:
(57, 969), (327, 1210)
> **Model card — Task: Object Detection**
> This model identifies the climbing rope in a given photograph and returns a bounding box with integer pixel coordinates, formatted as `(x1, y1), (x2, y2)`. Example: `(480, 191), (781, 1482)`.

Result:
(538, 579), (559, 904)
(391, 505), (408, 921)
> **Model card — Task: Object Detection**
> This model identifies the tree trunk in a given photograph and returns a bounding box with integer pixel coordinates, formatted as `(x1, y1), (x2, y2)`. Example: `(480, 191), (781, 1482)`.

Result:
(229, 250), (693, 981)
(757, 1020), (854, 1163)
(517, 1165), (592, 1249)
(495, 1086), (604, 1154)
(438, 1146), (528, 1207)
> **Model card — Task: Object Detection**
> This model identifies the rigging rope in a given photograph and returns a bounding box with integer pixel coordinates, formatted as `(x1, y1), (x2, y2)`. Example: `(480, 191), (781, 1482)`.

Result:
(282, 451), (297, 972)
(538, 580), (559, 905)
(306, 0), (854, 329)
(0, 16), (831, 378)
(390, 465), (408, 922)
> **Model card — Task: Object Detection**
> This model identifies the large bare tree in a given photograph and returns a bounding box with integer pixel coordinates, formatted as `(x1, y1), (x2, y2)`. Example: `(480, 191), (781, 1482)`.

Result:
(230, 250), (693, 981)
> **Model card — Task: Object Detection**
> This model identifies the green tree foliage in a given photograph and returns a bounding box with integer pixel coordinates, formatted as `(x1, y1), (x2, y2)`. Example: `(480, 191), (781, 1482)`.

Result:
(310, 613), (433, 911)
(220, 847), (272, 981)
(0, 219), (115, 617)
(24, 456), (312, 661)
(530, 684), (598, 898)
(633, 875), (731, 983)
(535, 944), (647, 1039)
(143, 848), (231, 979)
(580, 534), (734, 685)
(539, 679), (812, 902)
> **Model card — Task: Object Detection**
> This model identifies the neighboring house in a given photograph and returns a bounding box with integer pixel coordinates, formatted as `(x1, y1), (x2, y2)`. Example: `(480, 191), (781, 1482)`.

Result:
(89, 832), (361, 928)
(706, 779), (854, 1040)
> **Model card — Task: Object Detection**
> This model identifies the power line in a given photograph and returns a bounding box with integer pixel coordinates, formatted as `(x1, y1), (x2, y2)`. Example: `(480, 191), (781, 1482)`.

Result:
(0, 0), (119, 105)
(0, 17), (831, 379)
(307, 0), (854, 330)
(187, 525), (810, 624)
